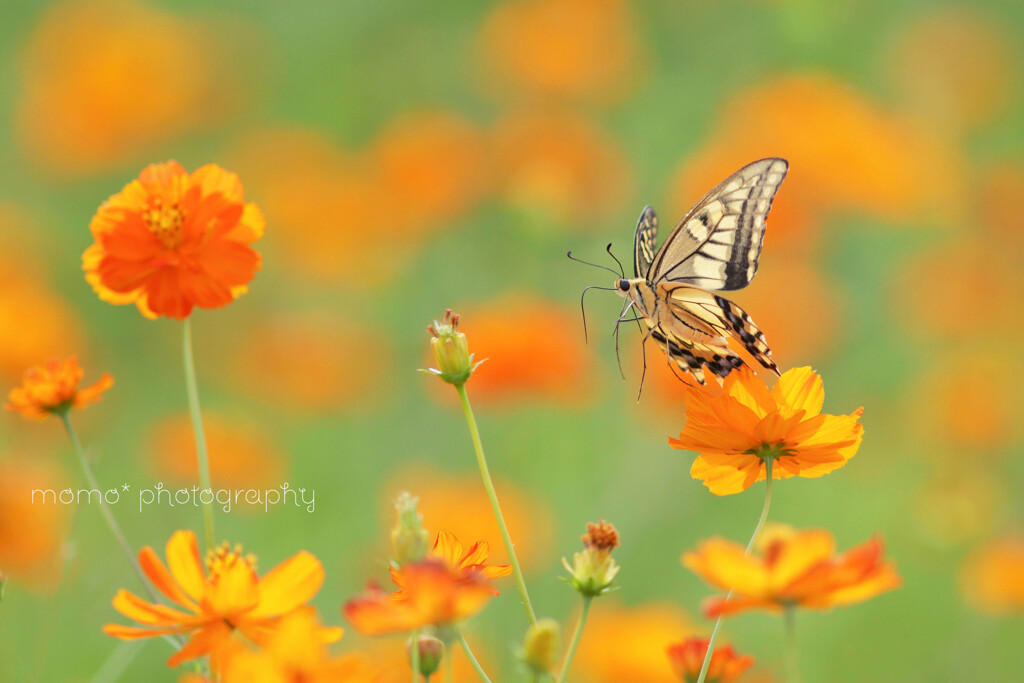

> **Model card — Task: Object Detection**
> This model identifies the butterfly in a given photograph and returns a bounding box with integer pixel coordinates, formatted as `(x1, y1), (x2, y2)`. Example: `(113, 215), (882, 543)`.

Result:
(601, 158), (788, 388)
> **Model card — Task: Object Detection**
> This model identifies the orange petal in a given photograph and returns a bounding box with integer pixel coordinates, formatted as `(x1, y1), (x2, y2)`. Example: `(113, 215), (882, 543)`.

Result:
(246, 551), (324, 620)
(111, 589), (204, 627)
(771, 366), (824, 416)
(138, 546), (199, 612)
(166, 621), (234, 668)
(164, 530), (206, 604)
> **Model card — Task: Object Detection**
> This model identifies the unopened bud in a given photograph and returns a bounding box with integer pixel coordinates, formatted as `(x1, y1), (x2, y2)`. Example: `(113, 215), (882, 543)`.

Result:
(562, 520), (620, 597)
(519, 618), (560, 675)
(422, 309), (483, 386)
(391, 492), (430, 566)
(407, 634), (444, 677)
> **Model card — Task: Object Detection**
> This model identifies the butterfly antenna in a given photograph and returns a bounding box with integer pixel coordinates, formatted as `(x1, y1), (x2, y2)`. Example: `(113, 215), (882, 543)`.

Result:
(567, 250), (622, 277)
(579, 285), (616, 343)
(605, 243), (626, 277)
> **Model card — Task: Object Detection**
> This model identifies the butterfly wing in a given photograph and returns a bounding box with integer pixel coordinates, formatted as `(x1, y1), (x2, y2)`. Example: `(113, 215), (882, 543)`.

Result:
(649, 158), (788, 290)
(633, 206), (659, 279)
(658, 283), (780, 380)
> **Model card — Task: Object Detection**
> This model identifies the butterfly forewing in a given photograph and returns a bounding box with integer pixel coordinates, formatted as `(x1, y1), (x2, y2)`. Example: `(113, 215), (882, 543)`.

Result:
(649, 158), (788, 290)
(633, 206), (659, 279)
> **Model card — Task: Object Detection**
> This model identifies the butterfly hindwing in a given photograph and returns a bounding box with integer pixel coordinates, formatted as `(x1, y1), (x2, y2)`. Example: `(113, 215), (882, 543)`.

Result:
(650, 327), (744, 386)
(656, 283), (780, 381)
(649, 158), (788, 290)
(633, 206), (659, 279)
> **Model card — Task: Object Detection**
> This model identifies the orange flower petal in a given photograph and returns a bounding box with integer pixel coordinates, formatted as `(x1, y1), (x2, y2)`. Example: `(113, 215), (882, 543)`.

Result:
(245, 551), (325, 621)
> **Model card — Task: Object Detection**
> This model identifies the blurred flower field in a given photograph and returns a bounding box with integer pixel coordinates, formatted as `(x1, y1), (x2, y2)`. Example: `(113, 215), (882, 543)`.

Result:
(1, 0), (1023, 681)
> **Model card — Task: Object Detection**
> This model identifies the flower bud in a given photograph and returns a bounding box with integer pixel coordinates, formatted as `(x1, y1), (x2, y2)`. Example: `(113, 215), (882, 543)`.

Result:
(391, 492), (430, 566)
(407, 634), (444, 677)
(519, 617), (560, 675)
(562, 520), (620, 597)
(423, 309), (483, 386)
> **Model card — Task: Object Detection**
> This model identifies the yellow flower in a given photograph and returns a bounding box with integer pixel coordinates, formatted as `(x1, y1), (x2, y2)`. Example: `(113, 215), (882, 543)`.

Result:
(103, 531), (340, 667)
(684, 524), (901, 617)
(669, 367), (863, 495)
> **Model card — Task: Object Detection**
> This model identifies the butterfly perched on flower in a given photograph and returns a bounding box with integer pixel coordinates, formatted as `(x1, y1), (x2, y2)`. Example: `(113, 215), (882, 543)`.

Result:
(576, 158), (788, 388)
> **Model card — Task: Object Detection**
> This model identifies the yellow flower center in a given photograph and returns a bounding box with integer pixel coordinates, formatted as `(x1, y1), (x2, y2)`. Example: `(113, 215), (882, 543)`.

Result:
(205, 542), (258, 582)
(144, 197), (187, 249)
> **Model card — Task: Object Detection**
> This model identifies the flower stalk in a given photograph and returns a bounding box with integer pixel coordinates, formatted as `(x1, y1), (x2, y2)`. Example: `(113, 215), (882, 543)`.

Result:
(555, 595), (592, 683)
(696, 457), (774, 683)
(785, 605), (801, 683)
(59, 413), (157, 604)
(455, 382), (537, 624)
(182, 318), (215, 551)
(459, 629), (492, 683)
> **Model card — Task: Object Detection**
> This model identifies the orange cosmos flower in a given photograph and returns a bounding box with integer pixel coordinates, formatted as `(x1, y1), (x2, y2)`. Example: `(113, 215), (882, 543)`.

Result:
(83, 161), (264, 320)
(103, 530), (340, 667)
(344, 559), (497, 636)
(0, 459), (69, 587)
(668, 637), (753, 683)
(684, 524), (901, 617)
(6, 356), (113, 420)
(428, 530), (513, 587)
(669, 366), (864, 495)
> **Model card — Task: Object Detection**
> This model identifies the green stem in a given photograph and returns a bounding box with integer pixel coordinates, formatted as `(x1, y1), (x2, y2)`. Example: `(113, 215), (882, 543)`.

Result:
(454, 383), (536, 624)
(60, 414), (158, 603)
(555, 596), (592, 683)
(411, 631), (421, 683)
(182, 318), (215, 551)
(785, 606), (801, 683)
(458, 630), (491, 683)
(696, 457), (775, 683)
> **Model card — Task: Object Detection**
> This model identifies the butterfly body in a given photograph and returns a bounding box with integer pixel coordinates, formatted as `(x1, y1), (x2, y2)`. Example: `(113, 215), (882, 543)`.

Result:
(614, 157), (788, 385)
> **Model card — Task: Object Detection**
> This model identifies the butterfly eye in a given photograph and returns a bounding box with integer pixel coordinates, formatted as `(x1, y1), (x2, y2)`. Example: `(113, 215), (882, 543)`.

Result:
(618, 279), (630, 292)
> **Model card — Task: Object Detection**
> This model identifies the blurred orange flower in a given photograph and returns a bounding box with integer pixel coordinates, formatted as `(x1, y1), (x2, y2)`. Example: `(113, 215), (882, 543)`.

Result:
(979, 163), (1024, 248)
(479, 0), (639, 103)
(372, 111), (489, 227)
(6, 356), (113, 421)
(435, 293), (596, 405)
(83, 161), (264, 320)
(17, 0), (245, 175)
(146, 413), (285, 490)
(903, 351), (1022, 453)
(667, 637), (753, 683)
(104, 530), (340, 667)
(0, 206), (85, 383)
(228, 312), (388, 413)
(344, 560), (496, 636)
(669, 367), (863, 495)
(895, 238), (1022, 341)
(669, 74), (965, 244)
(218, 608), (370, 683)
(684, 524), (901, 617)
(492, 110), (631, 222)
(960, 537), (1024, 614)
(575, 601), (695, 683)
(427, 530), (512, 587)
(888, 8), (1017, 130)
(0, 459), (68, 586)
(382, 467), (554, 569)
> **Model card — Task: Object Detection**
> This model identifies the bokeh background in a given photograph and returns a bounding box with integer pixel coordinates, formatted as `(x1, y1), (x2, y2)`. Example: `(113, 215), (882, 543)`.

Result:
(1, 0), (1023, 680)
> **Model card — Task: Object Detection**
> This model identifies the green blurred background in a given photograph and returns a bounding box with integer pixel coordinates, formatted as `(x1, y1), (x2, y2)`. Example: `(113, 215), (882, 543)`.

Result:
(1, 0), (1023, 680)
